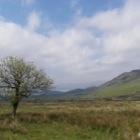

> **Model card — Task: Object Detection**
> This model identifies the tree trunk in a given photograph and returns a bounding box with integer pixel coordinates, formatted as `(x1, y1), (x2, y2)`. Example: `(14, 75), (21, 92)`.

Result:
(12, 102), (19, 117)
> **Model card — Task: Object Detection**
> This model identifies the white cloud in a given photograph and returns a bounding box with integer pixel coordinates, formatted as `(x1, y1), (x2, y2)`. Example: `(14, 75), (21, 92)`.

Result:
(0, 0), (140, 90)
(92, 0), (140, 57)
(26, 11), (41, 31)
(0, 17), (101, 89)
(71, 0), (140, 84)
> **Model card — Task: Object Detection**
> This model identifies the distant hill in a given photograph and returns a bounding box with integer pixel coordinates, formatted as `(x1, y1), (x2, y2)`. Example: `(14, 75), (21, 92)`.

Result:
(30, 86), (97, 99)
(0, 86), (97, 101)
(85, 70), (140, 99)
(2, 69), (140, 100)
(63, 86), (97, 98)
(30, 90), (64, 99)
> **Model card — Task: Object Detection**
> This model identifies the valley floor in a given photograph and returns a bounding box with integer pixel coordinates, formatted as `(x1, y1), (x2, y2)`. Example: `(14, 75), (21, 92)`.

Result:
(0, 101), (140, 140)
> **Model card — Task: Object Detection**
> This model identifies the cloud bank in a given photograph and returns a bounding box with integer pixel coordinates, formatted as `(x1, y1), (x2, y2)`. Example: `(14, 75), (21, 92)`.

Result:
(0, 0), (140, 90)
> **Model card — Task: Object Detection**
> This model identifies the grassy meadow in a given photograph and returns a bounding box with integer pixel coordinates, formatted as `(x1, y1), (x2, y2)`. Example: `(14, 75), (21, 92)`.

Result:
(0, 101), (140, 140)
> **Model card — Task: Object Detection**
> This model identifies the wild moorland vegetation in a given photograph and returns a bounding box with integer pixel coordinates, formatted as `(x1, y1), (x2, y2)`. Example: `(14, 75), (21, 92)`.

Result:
(0, 100), (140, 140)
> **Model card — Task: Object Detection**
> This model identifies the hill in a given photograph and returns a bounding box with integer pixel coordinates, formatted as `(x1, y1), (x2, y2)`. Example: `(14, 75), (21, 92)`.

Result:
(1, 70), (140, 100)
(30, 86), (97, 99)
(85, 70), (140, 99)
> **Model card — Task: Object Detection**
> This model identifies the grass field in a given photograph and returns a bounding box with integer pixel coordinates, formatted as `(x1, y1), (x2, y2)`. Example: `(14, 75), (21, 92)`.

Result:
(0, 101), (140, 140)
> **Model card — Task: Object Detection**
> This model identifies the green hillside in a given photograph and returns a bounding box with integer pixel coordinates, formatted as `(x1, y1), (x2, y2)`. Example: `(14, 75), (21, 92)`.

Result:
(85, 70), (140, 99)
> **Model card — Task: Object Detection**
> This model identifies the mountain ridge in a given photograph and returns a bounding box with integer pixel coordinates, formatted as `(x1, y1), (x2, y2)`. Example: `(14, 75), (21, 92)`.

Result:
(85, 69), (140, 99)
(101, 70), (140, 87)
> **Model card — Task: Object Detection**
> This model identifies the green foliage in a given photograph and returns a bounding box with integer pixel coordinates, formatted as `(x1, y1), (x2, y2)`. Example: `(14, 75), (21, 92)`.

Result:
(9, 94), (21, 105)
(0, 56), (53, 96)
(0, 56), (53, 115)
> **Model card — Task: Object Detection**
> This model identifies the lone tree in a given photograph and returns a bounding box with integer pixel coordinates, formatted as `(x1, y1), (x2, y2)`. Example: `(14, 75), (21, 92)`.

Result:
(0, 56), (53, 116)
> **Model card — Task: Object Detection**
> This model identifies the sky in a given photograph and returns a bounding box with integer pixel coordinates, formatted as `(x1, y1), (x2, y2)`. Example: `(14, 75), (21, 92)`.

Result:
(0, 0), (140, 91)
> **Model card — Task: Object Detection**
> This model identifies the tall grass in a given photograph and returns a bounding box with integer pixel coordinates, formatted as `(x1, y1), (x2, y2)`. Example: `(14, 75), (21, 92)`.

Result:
(0, 101), (140, 140)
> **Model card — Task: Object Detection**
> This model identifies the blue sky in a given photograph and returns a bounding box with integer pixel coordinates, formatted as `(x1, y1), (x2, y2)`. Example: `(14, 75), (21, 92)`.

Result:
(0, 0), (124, 26)
(0, 0), (140, 90)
